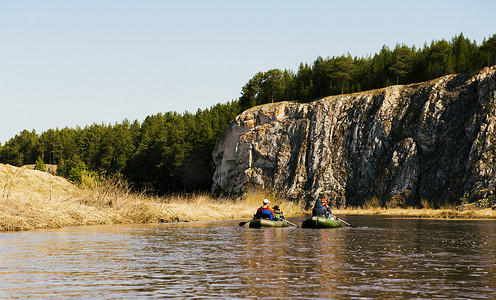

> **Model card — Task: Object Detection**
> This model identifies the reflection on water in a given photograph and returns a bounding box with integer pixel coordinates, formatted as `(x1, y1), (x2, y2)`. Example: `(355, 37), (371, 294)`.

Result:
(0, 216), (495, 299)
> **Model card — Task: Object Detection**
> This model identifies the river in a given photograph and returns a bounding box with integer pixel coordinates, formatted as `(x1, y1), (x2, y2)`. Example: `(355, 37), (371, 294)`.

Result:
(0, 215), (495, 299)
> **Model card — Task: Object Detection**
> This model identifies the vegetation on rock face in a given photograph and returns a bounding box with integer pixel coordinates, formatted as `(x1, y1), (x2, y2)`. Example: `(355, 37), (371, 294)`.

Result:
(0, 33), (495, 200)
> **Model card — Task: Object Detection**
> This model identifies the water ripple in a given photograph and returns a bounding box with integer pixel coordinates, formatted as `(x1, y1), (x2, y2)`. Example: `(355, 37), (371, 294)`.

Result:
(0, 217), (495, 298)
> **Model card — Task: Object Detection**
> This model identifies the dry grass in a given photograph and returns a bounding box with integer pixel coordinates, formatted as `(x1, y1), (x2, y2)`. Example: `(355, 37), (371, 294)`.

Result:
(334, 207), (496, 219)
(0, 164), (305, 231)
(2, 163), (494, 231)
(338, 194), (496, 219)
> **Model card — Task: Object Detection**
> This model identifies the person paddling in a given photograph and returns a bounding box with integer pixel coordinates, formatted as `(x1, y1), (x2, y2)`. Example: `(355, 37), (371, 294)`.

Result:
(312, 199), (329, 218)
(254, 199), (275, 220)
(273, 205), (285, 221)
(321, 198), (334, 219)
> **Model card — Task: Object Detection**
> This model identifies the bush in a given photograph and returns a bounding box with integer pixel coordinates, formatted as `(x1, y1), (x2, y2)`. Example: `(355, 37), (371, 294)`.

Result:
(363, 196), (380, 209)
(35, 157), (46, 172)
(68, 161), (98, 188)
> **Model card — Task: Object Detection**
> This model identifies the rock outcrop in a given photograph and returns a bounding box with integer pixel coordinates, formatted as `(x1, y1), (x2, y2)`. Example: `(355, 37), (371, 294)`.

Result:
(212, 66), (496, 208)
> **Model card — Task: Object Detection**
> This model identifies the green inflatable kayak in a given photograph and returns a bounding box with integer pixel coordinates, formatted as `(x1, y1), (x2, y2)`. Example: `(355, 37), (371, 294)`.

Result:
(249, 219), (290, 228)
(301, 216), (344, 228)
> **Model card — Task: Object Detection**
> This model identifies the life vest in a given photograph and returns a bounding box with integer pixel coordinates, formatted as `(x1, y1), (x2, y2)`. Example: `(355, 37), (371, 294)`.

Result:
(273, 209), (285, 220)
(256, 206), (275, 220)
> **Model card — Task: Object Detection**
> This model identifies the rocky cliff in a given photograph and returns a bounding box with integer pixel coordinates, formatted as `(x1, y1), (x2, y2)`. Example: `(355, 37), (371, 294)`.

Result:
(212, 66), (496, 208)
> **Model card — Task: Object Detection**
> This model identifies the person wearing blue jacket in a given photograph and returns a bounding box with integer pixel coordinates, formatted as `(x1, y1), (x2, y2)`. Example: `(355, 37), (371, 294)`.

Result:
(254, 199), (275, 220)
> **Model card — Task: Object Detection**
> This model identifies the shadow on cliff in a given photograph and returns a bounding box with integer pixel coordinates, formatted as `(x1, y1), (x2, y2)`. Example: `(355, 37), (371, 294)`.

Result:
(344, 73), (483, 208)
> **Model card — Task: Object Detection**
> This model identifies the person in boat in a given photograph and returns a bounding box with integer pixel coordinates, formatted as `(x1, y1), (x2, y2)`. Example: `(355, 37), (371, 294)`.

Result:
(312, 199), (329, 218)
(272, 205), (285, 221)
(321, 198), (334, 218)
(254, 199), (275, 220)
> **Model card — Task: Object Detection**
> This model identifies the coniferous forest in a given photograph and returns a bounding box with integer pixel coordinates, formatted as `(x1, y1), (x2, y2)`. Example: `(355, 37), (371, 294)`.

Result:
(1, 33), (496, 194)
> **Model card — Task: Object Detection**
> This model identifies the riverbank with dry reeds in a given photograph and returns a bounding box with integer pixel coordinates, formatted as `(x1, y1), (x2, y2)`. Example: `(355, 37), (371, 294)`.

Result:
(1, 163), (494, 231)
(333, 195), (496, 219)
(0, 163), (304, 231)
(334, 207), (496, 220)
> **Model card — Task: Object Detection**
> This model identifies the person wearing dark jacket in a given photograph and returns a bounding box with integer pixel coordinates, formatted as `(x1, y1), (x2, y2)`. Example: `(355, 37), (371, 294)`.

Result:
(312, 199), (329, 218)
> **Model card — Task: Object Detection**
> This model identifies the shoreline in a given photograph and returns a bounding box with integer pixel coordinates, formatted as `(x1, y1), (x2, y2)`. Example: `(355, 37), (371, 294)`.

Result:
(1, 164), (495, 232)
(3, 204), (495, 232)
(332, 208), (496, 220)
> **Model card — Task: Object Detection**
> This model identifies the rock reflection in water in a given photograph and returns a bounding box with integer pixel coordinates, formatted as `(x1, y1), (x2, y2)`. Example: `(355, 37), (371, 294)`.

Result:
(0, 216), (495, 298)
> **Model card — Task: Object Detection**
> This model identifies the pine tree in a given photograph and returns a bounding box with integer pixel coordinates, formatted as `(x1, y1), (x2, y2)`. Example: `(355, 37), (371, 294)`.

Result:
(391, 44), (415, 84)
(481, 34), (496, 66)
(328, 55), (356, 94)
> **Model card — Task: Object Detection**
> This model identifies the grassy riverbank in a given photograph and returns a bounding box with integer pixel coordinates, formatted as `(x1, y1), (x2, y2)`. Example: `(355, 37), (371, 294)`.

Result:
(334, 207), (496, 220)
(0, 163), (303, 231)
(1, 163), (494, 231)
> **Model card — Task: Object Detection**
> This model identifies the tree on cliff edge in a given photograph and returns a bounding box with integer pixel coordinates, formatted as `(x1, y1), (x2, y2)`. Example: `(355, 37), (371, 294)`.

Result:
(328, 55), (356, 94)
(481, 34), (496, 66)
(391, 44), (415, 84)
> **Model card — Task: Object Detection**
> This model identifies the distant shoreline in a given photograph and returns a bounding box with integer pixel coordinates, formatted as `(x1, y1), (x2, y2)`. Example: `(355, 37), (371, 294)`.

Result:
(333, 208), (496, 220)
(3, 205), (495, 232)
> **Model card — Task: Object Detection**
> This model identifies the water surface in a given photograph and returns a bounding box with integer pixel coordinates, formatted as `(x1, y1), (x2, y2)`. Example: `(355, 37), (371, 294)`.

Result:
(0, 216), (495, 299)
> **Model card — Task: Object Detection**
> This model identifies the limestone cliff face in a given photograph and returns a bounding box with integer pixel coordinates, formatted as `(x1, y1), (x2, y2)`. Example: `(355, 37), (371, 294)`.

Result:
(212, 66), (496, 208)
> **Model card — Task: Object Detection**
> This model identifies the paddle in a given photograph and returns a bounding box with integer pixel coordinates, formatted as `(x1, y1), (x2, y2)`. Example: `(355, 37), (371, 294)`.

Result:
(336, 217), (356, 228)
(284, 219), (299, 227)
(283, 219), (298, 227)
(239, 220), (253, 226)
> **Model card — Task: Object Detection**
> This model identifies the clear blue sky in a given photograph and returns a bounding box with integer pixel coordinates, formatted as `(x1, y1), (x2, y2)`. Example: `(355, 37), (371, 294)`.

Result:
(1, 0), (495, 143)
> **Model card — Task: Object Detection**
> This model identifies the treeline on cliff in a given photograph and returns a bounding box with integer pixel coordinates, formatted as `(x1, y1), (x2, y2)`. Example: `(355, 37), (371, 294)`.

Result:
(0, 33), (495, 194)
(0, 102), (240, 193)
(239, 33), (496, 110)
